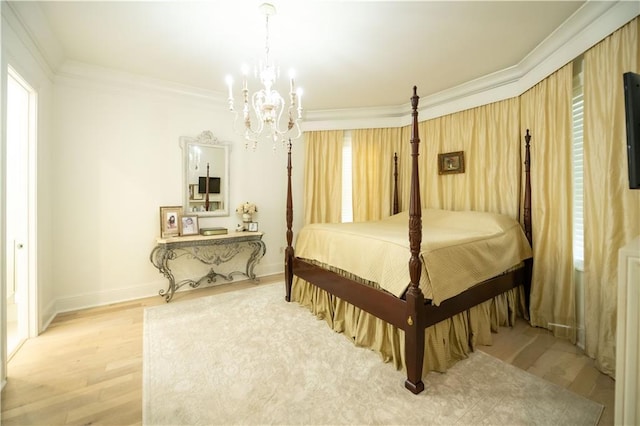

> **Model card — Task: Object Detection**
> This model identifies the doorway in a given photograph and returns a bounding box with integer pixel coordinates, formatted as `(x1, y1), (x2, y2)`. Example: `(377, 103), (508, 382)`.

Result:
(5, 65), (37, 359)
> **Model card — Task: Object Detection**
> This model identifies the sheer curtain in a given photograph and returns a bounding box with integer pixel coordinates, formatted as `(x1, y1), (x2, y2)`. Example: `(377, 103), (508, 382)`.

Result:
(303, 130), (343, 224)
(583, 16), (640, 377)
(520, 64), (576, 341)
(352, 128), (402, 221)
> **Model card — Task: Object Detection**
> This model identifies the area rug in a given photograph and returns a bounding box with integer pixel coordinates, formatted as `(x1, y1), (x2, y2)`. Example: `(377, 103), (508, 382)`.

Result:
(143, 283), (603, 425)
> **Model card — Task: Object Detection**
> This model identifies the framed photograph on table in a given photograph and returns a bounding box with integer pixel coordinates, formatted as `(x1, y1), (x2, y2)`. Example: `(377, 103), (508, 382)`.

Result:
(438, 151), (465, 175)
(248, 222), (259, 232)
(180, 215), (199, 236)
(160, 206), (183, 238)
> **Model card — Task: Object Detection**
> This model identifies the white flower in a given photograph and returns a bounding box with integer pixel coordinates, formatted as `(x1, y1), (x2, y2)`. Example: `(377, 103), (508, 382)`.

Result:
(236, 201), (258, 215)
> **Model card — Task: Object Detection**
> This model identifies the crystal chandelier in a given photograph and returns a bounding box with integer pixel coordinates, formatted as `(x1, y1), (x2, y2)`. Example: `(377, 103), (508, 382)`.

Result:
(225, 3), (303, 150)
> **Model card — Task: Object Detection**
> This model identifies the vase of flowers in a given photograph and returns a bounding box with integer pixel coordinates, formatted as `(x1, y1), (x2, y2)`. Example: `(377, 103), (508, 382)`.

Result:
(236, 201), (258, 224)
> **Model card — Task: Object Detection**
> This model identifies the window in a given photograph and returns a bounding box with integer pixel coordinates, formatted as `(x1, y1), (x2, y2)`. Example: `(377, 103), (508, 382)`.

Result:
(341, 131), (353, 222)
(572, 56), (584, 269)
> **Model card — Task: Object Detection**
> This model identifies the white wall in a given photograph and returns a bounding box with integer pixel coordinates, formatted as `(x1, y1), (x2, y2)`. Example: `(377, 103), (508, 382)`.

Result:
(50, 71), (305, 315)
(2, 4), (55, 333)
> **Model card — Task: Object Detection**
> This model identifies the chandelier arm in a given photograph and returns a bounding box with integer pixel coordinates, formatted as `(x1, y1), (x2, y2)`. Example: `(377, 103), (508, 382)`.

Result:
(250, 91), (267, 136)
(271, 91), (287, 134)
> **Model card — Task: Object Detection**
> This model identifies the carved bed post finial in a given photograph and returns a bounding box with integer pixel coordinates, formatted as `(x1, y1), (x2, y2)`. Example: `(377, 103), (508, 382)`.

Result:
(523, 129), (532, 247)
(205, 162), (210, 212)
(404, 86), (425, 395)
(284, 139), (295, 301)
(523, 129), (533, 317)
(408, 86), (422, 291)
(393, 153), (399, 215)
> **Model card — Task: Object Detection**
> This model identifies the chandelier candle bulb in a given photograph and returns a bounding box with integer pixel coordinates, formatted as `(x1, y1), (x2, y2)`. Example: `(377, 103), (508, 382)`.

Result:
(297, 88), (303, 118)
(225, 76), (234, 110)
(242, 65), (249, 90)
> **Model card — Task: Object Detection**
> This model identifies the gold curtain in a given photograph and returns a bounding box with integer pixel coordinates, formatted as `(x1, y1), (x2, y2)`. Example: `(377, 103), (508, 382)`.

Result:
(418, 99), (522, 217)
(352, 128), (403, 221)
(389, 99), (521, 217)
(303, 130), (343, 224)
(519, 64), (576, 341)
(583, 17), (640, 377)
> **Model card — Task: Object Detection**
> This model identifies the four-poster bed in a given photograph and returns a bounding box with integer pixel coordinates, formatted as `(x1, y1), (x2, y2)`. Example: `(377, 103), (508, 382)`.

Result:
(284, 86), (533, 394)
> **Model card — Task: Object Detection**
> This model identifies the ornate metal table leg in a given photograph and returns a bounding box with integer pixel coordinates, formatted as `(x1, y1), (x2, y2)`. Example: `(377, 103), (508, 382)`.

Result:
(246, 241), (266, 281)
(150, 245), (177, 302)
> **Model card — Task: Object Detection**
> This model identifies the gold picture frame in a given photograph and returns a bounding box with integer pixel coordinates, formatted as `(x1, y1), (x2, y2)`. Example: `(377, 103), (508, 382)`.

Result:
(189, 184), (203, 200)
(160, 206), (183, 237)
(438, 151), (465, 175)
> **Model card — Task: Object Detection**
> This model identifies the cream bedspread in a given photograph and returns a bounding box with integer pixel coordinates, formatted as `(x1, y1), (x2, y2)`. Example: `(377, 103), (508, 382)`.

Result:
(295, 208), (532, 305)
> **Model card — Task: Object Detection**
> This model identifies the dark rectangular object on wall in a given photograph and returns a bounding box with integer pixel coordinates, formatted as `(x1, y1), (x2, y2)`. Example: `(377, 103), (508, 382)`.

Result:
(198, 177), (221, 194)
(623, 71), (640, 189)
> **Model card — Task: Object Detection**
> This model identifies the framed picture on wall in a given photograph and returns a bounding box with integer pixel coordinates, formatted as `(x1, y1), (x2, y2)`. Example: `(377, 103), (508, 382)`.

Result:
(160, 206), (183, 238)
(438, 151), (465, 175)
(179, 215), (199, 236)
(189, 184), (203, 200)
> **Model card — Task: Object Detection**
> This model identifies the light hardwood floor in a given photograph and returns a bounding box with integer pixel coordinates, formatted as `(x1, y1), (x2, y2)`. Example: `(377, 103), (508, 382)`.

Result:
(2, 274), (615, 425)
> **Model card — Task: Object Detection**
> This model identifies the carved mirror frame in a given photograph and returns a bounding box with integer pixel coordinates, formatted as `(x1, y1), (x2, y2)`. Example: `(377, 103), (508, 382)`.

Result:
(180, 131), (230, 217)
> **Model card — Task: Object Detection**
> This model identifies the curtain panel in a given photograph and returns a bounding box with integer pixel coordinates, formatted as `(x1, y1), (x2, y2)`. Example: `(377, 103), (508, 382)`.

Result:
(352, 128), (403, 221)
(519, 64), (576, 342)
(417, 99), (521, 218)
(303, 130), (343, 225)
(583, 16), (640, 377)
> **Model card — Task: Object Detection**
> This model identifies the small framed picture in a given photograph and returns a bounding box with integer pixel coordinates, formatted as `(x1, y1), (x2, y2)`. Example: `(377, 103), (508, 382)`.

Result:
(248, 222), (259, 232)
(438, 151), (465, 175)
(160, 206), (183, 237)
(190, 184), (203, 200)
(180, 215), (199, 236)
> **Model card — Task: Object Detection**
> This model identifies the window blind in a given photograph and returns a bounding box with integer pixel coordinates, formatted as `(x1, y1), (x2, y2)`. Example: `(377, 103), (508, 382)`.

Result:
(572, 61), (584, 268)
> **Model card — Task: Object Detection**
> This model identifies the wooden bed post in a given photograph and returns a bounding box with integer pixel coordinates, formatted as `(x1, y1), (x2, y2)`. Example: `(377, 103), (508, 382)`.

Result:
(523, 129), (533, 316)
(393, 153), (399, 215)
(404, 86), (426, 394)
(284, 139), (294, 302)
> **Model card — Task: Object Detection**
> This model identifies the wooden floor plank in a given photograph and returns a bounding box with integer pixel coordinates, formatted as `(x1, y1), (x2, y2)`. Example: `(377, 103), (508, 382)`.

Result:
(1, 274), (614, 425)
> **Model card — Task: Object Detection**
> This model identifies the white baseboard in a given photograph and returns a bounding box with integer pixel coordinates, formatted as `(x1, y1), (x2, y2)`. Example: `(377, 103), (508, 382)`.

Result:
(40, 298), (57, 333)
(48, 263), (284, 321)
(54, 280), (168, 314)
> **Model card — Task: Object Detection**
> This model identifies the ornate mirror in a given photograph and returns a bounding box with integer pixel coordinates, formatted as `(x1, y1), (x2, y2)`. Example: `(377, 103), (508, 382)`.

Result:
(180, 131), (230, 217)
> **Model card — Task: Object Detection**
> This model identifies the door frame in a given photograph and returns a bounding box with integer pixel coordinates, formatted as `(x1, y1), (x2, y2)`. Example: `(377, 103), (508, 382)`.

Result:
(4, 64), (38, 358)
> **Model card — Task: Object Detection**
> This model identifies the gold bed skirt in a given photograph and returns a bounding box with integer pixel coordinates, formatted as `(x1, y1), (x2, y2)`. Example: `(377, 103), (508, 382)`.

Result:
(292, 274), (527, 374)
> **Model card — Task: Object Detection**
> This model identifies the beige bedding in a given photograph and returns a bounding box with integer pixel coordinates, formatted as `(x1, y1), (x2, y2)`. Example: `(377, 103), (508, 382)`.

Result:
(295, 208), (532, 305)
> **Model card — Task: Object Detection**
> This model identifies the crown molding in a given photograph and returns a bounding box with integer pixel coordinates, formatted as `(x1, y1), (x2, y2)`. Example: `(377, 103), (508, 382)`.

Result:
(8, 0), (639, 131)
(303, 0), (640, 131)
(55, 60), (229, 111)
(2, 1), (63, 79)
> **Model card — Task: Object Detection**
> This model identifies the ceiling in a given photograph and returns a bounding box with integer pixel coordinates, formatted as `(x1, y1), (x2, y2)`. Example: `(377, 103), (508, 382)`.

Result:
(25, 1), (589, 112)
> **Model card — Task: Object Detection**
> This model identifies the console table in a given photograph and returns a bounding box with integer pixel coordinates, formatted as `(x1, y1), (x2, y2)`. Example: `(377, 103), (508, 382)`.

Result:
(150, 231), (266, 302)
